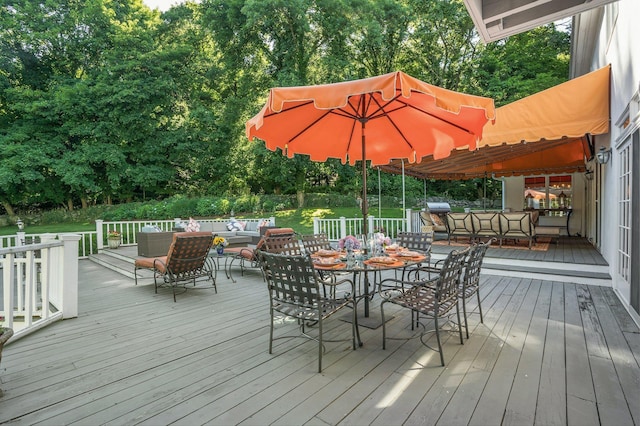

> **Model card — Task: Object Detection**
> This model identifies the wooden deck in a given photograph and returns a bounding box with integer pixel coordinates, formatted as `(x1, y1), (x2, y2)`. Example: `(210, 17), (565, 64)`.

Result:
(1, 240), (639, 425)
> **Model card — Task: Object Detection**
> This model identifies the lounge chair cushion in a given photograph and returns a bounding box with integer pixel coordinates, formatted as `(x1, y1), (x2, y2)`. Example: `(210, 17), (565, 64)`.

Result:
(134, 256), (168, 273)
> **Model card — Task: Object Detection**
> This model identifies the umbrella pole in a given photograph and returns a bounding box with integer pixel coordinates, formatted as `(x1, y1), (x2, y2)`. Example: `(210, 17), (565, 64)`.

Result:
(361, 119), (368, 238)
(361, 117), (372, 319)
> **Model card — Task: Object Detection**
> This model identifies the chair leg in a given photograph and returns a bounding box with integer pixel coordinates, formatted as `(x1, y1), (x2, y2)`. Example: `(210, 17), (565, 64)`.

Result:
(455, 301), (464, 345)
(269, 307), (274, 354)
(476, 289), (484, 324)
(318, 316), (323, 373)
(434, 314), (444, 366)
(381, 301), (387, 350)
(462, 297), (470, 339)
(352, 295), (362, 348)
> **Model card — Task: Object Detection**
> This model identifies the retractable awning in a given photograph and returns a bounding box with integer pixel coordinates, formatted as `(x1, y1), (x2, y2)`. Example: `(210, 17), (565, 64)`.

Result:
(381, 65), (610, 180)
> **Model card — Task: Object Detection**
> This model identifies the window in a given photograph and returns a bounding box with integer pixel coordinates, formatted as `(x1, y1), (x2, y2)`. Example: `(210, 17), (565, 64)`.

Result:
(524, 175), (572, 213)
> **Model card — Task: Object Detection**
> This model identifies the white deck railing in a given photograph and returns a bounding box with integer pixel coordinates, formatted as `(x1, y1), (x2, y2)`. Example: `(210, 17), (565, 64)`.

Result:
(1, 234), (80, 342)
(312, 209), (423, 241)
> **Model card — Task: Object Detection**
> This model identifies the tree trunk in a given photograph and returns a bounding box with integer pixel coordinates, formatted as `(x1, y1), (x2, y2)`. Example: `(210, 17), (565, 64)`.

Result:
(67, 199), (74, 211)
(81, 197), (88, 209)
(1, 201), (15, 216)
(297, 191), (304, 208)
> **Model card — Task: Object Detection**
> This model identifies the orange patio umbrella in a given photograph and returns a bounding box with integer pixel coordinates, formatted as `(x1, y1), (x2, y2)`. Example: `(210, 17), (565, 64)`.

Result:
(246, 71), (496, 236)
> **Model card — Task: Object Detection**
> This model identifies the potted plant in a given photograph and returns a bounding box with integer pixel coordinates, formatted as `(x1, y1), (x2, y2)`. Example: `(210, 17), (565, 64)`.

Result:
(107, 230), (121, 249)
(213, 235), (228, 255)
(0, 326), (13, 396)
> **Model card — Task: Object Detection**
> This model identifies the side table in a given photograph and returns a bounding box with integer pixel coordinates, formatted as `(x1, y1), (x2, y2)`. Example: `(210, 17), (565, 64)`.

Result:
(209, 250), (235, 283)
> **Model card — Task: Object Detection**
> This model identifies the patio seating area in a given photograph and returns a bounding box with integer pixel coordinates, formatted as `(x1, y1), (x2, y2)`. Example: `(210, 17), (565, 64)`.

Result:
(0, 240), (638, 425)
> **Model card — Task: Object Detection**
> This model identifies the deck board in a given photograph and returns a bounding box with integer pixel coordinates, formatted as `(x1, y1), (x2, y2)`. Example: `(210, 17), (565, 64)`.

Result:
(1, 256), (638, 425)
(534, 281), (567, 426)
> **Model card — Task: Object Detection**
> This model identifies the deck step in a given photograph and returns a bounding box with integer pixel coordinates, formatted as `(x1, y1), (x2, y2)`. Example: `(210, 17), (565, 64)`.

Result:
(89, 249), (149, 280)
(431, 253), (611, 285)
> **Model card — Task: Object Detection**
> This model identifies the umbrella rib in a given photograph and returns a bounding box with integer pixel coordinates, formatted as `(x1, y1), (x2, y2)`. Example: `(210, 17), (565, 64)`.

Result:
(395, 97), (475, 135)
(287, 109), (334, 143)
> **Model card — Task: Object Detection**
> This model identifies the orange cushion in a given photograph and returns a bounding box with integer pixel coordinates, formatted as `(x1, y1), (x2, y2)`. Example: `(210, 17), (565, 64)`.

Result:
(225, 247), (255, 260)
(135, 256), (168, 273)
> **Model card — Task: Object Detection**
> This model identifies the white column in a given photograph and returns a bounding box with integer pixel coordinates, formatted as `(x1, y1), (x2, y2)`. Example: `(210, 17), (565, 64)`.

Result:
(95, 219), (104, 250)
(59, 234), (81, 319)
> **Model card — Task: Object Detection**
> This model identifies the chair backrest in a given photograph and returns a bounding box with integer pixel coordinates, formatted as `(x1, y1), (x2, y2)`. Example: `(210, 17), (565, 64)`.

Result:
(435, 246), (470, 303)
(462, 238), (494, 290)
(264, 233), (302, 255)
(165, 232), (213, 275)
(300, 233), (332, 254)
(255, 227), (296, 251)
(396, 231), (433, 254)
(260, 252), (320, 308)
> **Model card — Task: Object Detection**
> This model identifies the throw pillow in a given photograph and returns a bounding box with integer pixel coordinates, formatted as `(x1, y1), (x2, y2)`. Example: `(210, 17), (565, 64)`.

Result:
(258, 219), (270, 228)
(226, 220), (243, 231)
(186, 217), (200, 232)
(431, 214), (445, 227)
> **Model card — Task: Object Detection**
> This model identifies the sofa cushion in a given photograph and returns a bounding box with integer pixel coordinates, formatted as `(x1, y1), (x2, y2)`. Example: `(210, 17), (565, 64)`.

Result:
(237, 230), (260, 237)
(209, 222), (227, 232)
(500, 212), (534, 238)
(213, 230), (236, 238)
(446, 213), (474, 236)
(471, 212), (501, 237)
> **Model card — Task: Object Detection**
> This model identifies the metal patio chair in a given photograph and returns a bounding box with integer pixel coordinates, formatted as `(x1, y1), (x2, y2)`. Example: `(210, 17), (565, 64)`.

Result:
(258, 251), (361, 373)
(134, 232), (215, 302)
(459, 238), (494, 338)
(380, 246), (469, 366)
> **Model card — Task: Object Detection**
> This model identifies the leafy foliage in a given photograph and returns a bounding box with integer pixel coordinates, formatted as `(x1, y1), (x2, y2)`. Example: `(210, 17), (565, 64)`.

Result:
(0, 0), (570, 217)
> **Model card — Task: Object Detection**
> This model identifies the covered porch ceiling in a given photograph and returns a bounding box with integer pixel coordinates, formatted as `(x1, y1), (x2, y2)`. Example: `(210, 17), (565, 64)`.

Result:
(380, 65), (610, 180)
(463, 0), (619, 43)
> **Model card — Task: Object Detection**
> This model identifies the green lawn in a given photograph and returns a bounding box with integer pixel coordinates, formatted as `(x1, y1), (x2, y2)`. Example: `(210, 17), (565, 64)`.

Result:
(0, 207), (405, 237)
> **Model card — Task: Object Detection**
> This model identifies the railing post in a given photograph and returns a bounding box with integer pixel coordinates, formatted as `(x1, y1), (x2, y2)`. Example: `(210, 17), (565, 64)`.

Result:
(340, 217), (347, 239)
(2, 253), (16, 328)
(368, 216), (375, 234)
(59, 234), (81, 319)
(95, 219), (104, 250)
(16, 231), (25, 246)
(406, 208), (412, 232)
(313, 217), (320, 234)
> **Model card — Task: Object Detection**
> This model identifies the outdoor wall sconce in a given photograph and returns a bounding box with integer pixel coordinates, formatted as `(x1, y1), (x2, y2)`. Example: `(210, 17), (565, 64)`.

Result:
(596, 146), (612, 164)
(16, 218), (24, 231)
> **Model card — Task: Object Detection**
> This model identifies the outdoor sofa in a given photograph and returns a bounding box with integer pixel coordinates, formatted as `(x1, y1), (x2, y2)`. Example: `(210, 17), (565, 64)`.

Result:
(446, 211), (538, 248)
(198, 219), (273, 247)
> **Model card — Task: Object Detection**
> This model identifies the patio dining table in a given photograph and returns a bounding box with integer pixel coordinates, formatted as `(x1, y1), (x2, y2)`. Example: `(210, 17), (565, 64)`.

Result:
(312, 249), (428, 318)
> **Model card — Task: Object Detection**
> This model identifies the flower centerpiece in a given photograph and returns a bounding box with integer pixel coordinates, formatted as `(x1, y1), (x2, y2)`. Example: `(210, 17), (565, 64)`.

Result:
(213, 235), (228, 255)
(371, 232), (391, 255)
(338, 235), (361, 251)
(107, 230), (121, 249)
(339, 235), (361, 264)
